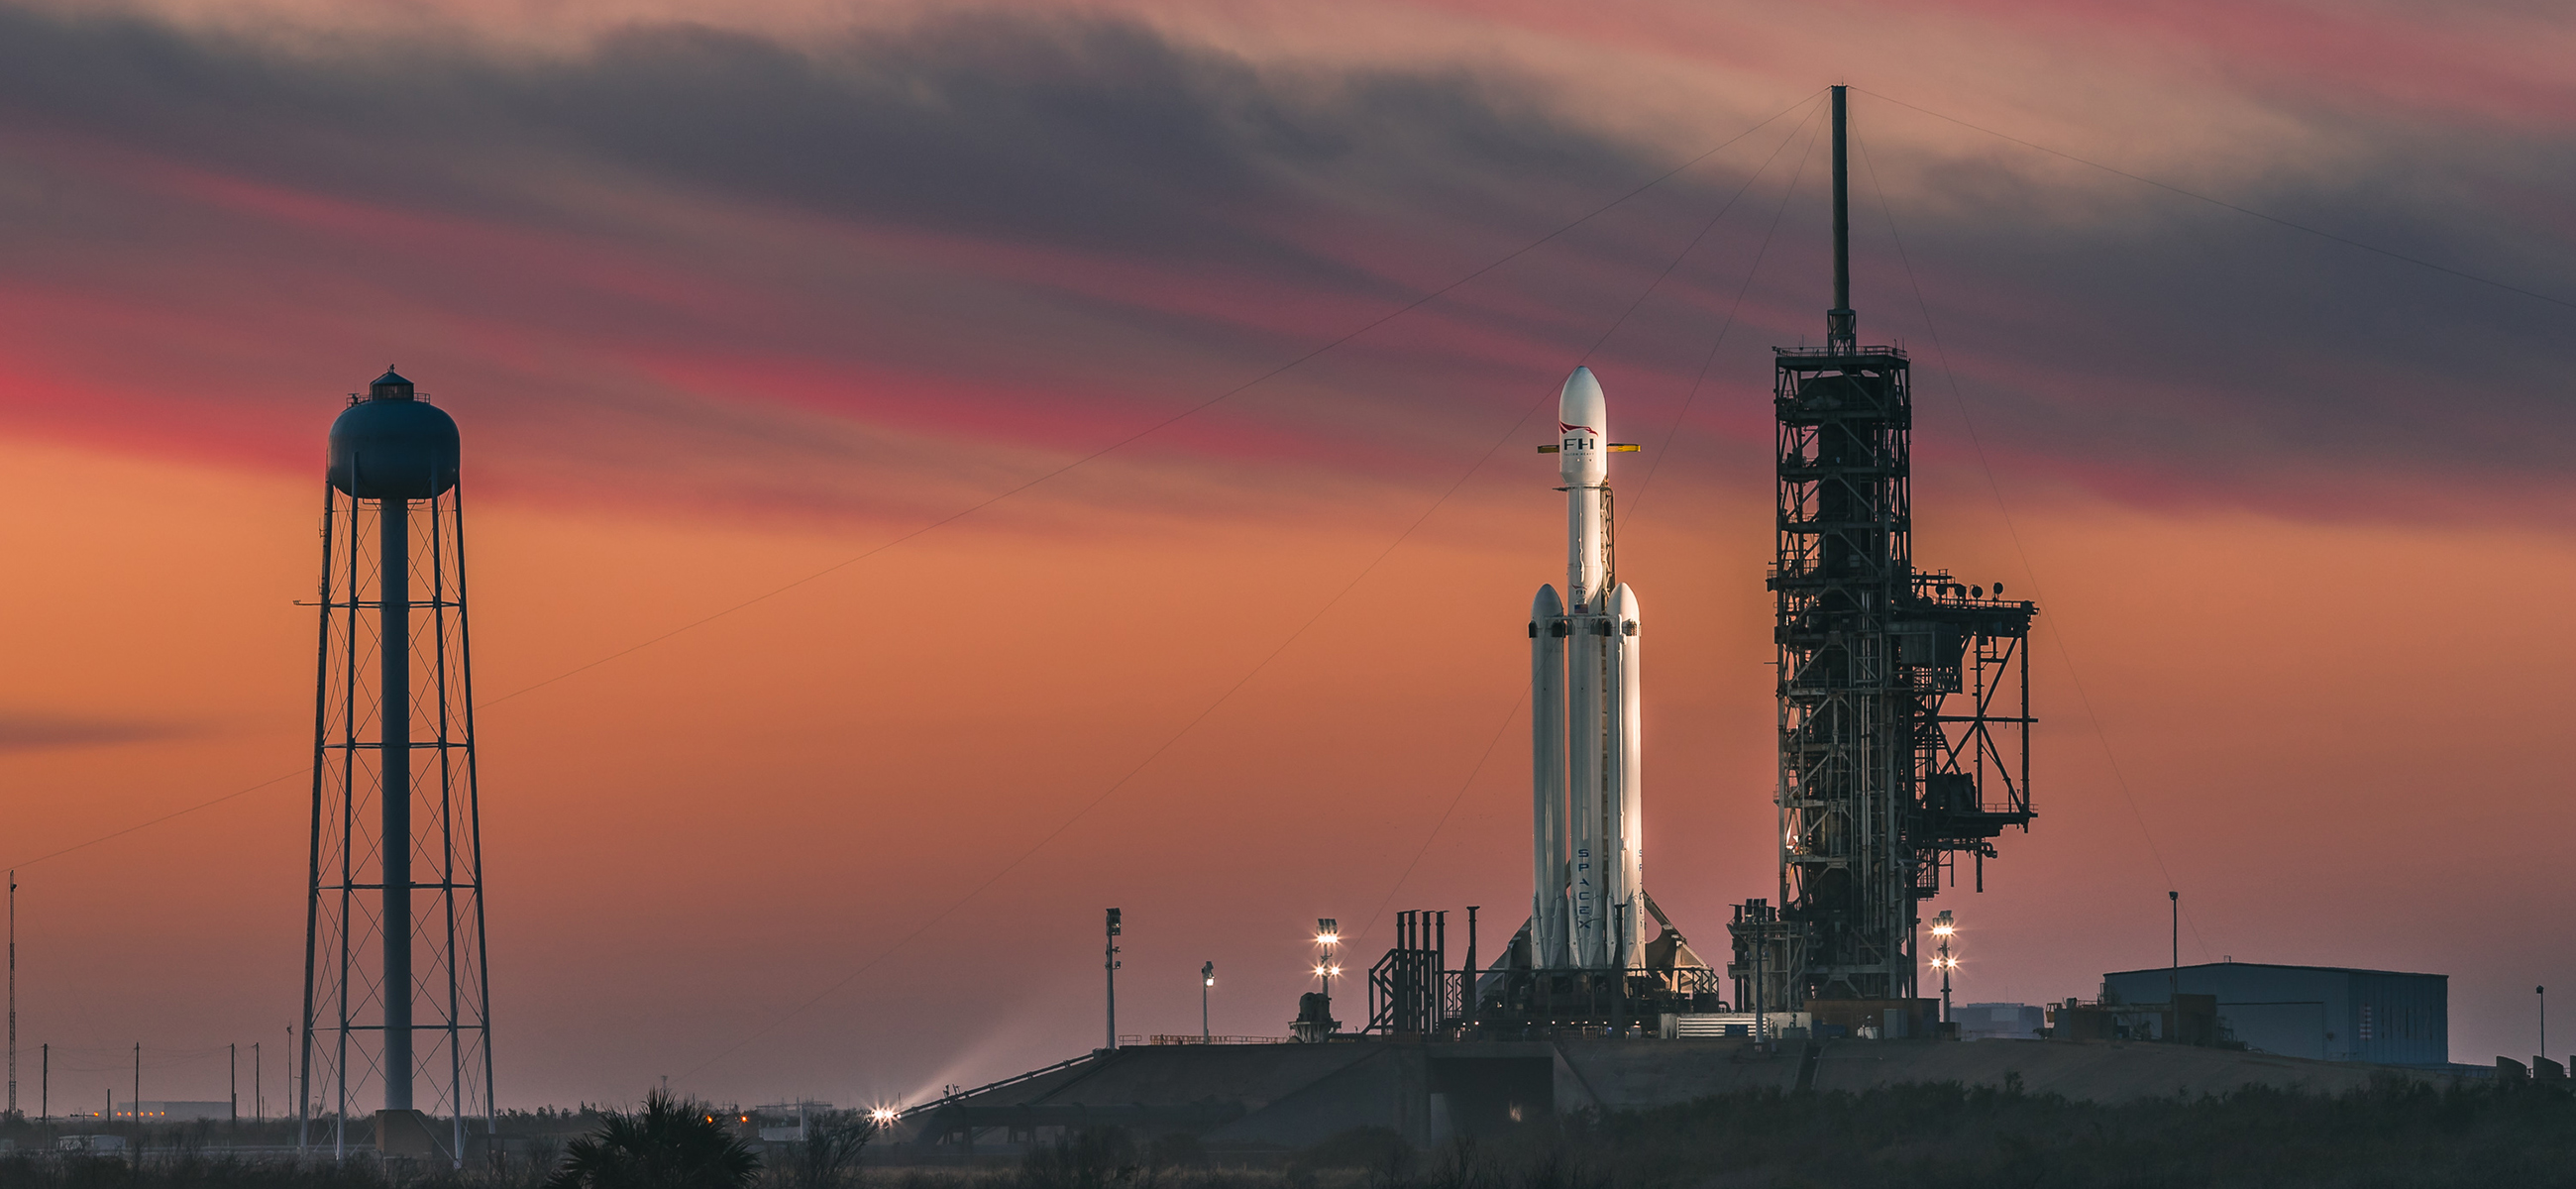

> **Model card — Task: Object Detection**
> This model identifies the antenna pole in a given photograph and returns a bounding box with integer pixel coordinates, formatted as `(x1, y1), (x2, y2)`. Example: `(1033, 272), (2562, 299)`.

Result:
(1104, 909), (1122, 1051)
(8, 870), (16, 1119)
(1828, 85), (1856, 351)
(2169, 891), (2180, 1005)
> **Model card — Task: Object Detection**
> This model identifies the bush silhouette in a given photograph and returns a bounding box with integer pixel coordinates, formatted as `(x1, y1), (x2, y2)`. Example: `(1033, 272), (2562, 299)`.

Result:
(543, 1090), (760, 1189)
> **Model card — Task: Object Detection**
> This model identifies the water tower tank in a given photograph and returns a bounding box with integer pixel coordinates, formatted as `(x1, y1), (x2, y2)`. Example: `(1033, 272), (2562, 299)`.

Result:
(328, 369), (459, 498)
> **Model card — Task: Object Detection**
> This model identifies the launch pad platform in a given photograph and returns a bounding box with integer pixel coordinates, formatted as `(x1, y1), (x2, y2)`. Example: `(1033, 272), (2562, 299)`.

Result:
(897, 1035), (2459, 1153)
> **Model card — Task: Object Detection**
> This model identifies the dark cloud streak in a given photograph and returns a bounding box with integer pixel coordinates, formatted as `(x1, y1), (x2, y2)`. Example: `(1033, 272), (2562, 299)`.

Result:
(0, 4), (2569, 526)
(0, 711), (191, 751)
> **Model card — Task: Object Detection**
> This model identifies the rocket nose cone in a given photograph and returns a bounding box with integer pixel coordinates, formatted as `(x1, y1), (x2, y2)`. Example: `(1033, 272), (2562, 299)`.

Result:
(1558, 367), (1606, 435)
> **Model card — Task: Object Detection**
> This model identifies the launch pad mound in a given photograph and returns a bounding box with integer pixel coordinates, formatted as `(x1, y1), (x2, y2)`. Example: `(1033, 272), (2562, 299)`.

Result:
(901, 1037), (2459, 1153)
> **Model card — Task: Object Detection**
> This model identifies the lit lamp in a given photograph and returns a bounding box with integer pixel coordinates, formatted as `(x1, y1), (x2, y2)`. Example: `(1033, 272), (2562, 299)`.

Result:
(1315, 918), (1341, 1000)
(868, 1107), (898, 1127)
(1202, 961), (1216, 1042)
(1931, 910), (1958, 1028)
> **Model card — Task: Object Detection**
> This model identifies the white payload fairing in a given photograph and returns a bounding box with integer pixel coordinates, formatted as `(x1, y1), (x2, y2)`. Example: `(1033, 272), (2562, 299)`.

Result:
(1530, 367), (1646, 971)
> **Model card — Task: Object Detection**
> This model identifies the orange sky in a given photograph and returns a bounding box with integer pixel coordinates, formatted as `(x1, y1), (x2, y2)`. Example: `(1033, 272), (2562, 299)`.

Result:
(1, 0), (2572, 1109)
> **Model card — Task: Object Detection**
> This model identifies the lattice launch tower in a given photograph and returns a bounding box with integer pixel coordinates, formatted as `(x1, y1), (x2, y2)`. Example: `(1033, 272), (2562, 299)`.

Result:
(1729, 89), (2039, 1017)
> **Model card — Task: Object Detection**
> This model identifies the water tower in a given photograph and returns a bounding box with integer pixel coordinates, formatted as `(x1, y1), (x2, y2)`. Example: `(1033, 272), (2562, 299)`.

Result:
(299, 369), (494, 1161)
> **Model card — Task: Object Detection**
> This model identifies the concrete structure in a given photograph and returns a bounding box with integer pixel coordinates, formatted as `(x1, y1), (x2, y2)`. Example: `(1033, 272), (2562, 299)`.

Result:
(1957, 1003), (2044, 1041)
(904, 1035), (2466, 1152)
(2100, 962), (2446, 1065)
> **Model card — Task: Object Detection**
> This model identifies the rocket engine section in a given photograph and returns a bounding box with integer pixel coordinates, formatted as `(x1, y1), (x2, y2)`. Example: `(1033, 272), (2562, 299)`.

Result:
(1529, 367), (1645, 972)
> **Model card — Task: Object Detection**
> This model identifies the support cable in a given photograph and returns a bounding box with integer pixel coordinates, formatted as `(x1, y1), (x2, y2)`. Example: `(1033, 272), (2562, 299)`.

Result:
(682, 94), (1836, 1065)
(1340, 104), (1826, 953)
(1855, 87), (2574, 314)
(1345, 107), (1831, 955)
(1346, 689), (1526, 965)
(0, 90), (1827, 876)
(1580, 95), (1827, 363)
(1626, 97), (1829, 521)
(478, 87), (1827, 713)
(678, 376), (1562, 1078)
(1851, 121), (2215, 960)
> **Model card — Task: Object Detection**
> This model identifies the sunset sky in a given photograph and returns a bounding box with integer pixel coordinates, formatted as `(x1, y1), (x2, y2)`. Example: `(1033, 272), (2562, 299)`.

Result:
(1, 0), (2572, 1111)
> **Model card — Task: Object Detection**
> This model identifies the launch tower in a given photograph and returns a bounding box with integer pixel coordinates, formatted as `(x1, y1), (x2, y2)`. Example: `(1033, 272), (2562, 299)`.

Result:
(1732, 89), (2038, 1014)
(301, 369), (495, 1161)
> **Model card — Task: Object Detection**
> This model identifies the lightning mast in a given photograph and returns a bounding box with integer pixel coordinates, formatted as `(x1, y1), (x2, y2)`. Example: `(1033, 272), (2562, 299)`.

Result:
(1731, 88), (2038, 1015)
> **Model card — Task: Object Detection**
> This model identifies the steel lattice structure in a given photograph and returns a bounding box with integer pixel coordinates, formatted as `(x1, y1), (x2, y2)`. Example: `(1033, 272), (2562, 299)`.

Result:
(302, 372), (493, 1162)
(1732, 89), (2036, 1012)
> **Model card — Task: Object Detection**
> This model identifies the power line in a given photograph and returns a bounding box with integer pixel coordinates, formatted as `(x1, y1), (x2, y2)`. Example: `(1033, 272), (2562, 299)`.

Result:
(1626, 95), (1829, 523)
(1855, 86), (2575, 313)
(1851, 118), (2214, 961)
(1346, 689), (1526, 954)
(1, 90), (1829, 876)
(0, 768), (307, 872)
(677, 94), (1842, 1070)
(1342, 104), (1830, 953)
(477, 87), (1830, 713)
(1581, 94), (1827, 363)
(677, 371), (1561, 1079)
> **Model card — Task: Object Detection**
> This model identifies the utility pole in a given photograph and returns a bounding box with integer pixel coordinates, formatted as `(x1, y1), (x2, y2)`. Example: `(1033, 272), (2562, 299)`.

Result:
(8, 870), (16, 1119)
(2169, 891), (2180, 1007)
(133, 1042), (140, 1126)
(40, 1043), (47, 1120)
(230, 1043), (238, 1121)
(2540, 986), (2547, 1061)
(253, 1042), (261, 1121)
(1201, 961), (1214, 1042)
(1464, 907), (1479, 990)
(1104, 909), (1122, 1051)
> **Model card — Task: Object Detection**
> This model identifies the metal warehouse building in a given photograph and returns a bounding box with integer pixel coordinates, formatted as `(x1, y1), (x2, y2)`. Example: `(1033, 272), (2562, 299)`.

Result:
(2101, 962), (2446, 1065)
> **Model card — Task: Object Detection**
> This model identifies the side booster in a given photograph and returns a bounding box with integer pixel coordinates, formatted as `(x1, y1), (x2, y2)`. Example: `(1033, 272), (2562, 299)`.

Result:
(1530, 367), (1645, 972)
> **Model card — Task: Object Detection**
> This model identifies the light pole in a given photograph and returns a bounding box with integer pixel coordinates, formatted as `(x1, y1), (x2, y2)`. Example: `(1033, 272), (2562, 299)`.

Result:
(2169, 891), (2180, 1004)
(1314, 919), (1342, 1006)
(9, 869), (17, 1119)
(1104, 909), (1122, 1051)
(1931, 911), (1958, 1027)
(1202, 962), (1215, 1042)
(2539, 985), (2547, 1062)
